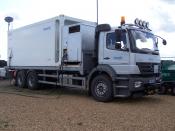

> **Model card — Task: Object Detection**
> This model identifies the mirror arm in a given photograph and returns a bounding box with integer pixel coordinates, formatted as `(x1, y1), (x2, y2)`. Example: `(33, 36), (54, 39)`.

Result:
(154, 35), (167, 45)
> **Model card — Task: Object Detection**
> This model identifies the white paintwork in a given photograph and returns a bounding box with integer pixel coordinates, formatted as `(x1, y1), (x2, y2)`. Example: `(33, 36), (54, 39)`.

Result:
(99, 31), (160, 75)
(101, 32), (130, 65)
(99, 32), (136, 74)
(8, 15), (96, 67)
(135, 53), (160, 63)
(63, 26), (82, 62)
(8, 19), (56, 67)
(67, 32), (82, 62)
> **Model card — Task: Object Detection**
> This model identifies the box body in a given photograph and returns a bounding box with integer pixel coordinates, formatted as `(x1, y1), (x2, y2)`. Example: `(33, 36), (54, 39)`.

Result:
(8, 15), (96, 73)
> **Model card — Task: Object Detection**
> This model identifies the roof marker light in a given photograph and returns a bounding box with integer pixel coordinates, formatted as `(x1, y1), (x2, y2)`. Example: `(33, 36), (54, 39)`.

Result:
(134, 18), (150, 29)
(146, 22), (149, 29)
(138, 20), (143, 26)
(134, 18), (139, 25)
(142, 21), (147, 27)
(121, 16), (125, 25)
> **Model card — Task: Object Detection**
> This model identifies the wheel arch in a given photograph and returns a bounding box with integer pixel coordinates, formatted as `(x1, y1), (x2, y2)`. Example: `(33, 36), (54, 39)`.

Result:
(87, 65), (117, 95)
(26, 69), (37, 76)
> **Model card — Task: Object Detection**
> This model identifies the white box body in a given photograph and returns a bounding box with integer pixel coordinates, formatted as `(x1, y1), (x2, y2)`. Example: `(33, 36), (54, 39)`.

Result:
(8, 19), (57, 67)
(8, 15), (96, 70)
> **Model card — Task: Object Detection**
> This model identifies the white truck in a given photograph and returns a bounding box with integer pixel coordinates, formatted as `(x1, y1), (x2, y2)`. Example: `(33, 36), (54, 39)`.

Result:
(7, 15), (166, 101)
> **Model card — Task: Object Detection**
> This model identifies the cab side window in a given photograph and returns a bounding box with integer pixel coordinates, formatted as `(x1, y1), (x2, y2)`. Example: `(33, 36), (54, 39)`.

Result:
(106, 33), (116, 49)
(106, 32), (127, 50)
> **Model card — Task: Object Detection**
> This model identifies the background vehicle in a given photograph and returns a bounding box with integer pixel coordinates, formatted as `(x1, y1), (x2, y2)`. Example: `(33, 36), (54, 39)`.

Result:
(0, 68), (6, 79)
(7, 15), (166, 101)
(0, 60), (7, 67)
(159, 60), (175, 95)
(0, 60), (7, 79)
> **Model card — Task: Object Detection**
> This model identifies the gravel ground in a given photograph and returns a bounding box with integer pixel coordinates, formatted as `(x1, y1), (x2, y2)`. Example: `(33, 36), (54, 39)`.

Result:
(0, 80), (175, 131)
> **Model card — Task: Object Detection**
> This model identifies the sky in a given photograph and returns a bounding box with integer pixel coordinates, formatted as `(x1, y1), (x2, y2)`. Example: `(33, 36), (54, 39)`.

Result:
(0, 0), (175, 60)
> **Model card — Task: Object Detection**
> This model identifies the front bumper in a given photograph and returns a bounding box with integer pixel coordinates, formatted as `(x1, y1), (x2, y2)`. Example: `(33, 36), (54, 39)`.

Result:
(114, 75), (161, 97)
(129, 76), (160, 91)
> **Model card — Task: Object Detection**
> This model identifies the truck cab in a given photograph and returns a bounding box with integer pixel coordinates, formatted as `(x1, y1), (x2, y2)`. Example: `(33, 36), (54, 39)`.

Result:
(90, 18), (166, 100)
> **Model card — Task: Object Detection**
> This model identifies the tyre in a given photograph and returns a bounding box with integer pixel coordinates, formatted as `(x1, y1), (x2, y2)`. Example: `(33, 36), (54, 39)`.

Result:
(16, 70), (26, 88)
(27, 71), (38, 90)
(91, 75), (113, 102)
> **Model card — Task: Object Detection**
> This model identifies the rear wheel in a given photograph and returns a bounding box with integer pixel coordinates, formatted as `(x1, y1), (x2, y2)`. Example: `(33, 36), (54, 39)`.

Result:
(27, 71), (38, 90)
(91, 75), (113, 102)
(16, 70), (26, 88)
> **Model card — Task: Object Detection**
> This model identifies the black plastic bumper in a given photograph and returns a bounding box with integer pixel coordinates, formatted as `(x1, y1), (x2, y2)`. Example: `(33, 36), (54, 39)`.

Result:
(114, 75), (161, 97)
(129, 77), (160, 92)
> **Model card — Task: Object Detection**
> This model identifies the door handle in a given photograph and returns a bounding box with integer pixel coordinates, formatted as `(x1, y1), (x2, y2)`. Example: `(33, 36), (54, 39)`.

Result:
(104, 57), (110, 60)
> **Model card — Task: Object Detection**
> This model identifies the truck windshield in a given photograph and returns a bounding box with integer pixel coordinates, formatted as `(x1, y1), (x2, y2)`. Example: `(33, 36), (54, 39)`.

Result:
(130, 29), (158, 54)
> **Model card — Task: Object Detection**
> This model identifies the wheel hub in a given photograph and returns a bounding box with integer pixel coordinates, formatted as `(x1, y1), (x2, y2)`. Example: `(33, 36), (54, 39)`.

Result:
(28, 76), (34, 87)
(18, 77), (22, 85)
(96, 82), (107, 96)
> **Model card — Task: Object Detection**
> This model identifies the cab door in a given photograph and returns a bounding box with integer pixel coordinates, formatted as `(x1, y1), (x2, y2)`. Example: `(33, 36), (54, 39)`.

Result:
(101, 30), (130, 67)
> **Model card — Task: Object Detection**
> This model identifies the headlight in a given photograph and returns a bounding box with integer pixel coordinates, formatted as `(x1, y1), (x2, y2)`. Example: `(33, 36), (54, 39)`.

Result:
(134, 81), (142, 88)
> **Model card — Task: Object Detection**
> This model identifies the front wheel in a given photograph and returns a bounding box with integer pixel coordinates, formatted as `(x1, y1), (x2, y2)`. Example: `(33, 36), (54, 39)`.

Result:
(91, 75), (113, 102)
(27, 71), (38, 90)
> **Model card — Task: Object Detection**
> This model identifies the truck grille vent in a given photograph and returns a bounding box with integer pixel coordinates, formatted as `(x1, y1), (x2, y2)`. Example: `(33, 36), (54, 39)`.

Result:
(136, 62), (160, 74)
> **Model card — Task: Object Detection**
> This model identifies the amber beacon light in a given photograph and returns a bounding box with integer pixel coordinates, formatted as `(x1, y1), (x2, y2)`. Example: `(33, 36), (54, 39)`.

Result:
(120, 16), (125, 25)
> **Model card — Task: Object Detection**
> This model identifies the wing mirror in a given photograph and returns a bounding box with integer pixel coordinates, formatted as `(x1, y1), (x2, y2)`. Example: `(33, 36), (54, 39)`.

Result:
(155, 35), (167, 45)
(162, 39), (167, 45)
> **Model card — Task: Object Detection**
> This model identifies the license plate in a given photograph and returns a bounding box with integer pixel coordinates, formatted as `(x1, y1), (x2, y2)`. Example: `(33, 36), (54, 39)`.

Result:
(154, 65), (158, 73)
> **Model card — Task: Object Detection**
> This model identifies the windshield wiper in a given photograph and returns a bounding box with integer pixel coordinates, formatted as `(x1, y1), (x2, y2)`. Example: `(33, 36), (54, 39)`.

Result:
(141, 48), (151, 51)
(140, 48), (159, 55)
